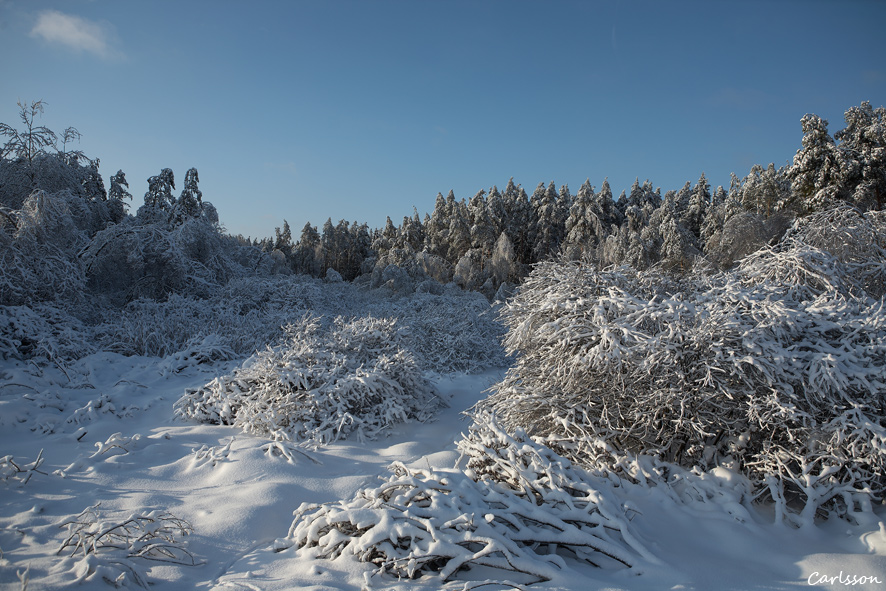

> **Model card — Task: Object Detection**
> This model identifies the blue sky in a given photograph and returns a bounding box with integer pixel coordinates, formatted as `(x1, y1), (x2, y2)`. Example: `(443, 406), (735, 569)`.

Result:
(1, 0), (884, 240)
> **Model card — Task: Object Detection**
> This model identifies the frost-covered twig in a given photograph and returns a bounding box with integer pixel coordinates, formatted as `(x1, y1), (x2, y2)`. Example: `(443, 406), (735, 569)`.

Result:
(90, 432), (142, 458)
(191, 437), (234, 468)
(58, 504), (197, 566)
(0, 449), (46, 485)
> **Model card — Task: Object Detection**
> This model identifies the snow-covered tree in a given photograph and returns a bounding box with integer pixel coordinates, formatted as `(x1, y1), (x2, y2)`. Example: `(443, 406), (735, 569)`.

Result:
(423, 192), (450, 259)
(531, 181), (567, 261)
(562, 179), (605, 262)
(172, 167), (203, 224)
(501, 179), (533, 265)
(786, 114), (846, 212)
(108, 170), (132, 203)
(293, 222), (322, 276)
(683, 173), (710, 238)
(139, 168), (176, 221)
(0, 100), (57, 189)
(835, 101), (886, 210)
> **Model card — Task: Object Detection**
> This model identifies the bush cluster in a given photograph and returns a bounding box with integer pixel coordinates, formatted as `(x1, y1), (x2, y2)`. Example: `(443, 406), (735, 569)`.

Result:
(477, 206), (886, 526)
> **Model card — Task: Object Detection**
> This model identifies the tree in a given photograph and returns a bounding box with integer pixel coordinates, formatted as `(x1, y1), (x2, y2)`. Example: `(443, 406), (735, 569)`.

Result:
(595, 178), (622, 229)
(562, 179), (603, 262)
(683, 173), (710, 239)
(786, 113), (845, 212)
(174, 167), (203, 224)
(501, 180), (533, 265)
(835, 101), (886, 209)
(447, 201), (472, 263)
(141, 168), (176, 220)
(490, 231), (517, 285)
(0, 100), (57, 168)
(467, 189), (496, 253)
(424, 192), (450, 259)
(531, 181), (566, 262)
(293, 222), (322, 276)
(274, 219), (292, 254)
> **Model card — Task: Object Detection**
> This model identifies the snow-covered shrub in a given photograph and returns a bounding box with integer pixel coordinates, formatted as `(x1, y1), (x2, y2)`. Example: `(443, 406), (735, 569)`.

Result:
(324, 267), (343, 283)
(0, 191), (87, 306)
(0, 304), (95, 361)
(94, 275), (329, 358)
(174, 314), (444, 445)
(392, 290), (508, 373)
(157, 334), (237, 375)
(477, 207), (886, 526)
(57, 504), (196, 588)
(80, 217), (235, 304)
(782, 205), (886, 297)
(284, 414), (658, 585)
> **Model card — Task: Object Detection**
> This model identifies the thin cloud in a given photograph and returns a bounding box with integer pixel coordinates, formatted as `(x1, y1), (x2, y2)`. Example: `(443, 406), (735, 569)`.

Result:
(30, 10), (123, 60)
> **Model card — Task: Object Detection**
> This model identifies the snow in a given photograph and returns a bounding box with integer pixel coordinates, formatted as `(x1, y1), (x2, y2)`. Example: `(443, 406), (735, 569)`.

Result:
(1, 352), (884, 591)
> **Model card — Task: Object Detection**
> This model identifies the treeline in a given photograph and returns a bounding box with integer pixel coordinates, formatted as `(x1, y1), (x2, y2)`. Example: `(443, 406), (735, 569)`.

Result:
(1, 100), (884, 308)
(259, 101), (886, 298)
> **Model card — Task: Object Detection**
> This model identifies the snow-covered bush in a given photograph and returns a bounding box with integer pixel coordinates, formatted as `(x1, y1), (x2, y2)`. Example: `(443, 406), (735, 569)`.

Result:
(390, 290), (508, 373)
(157, 334), (237, 375)
(94, 275), (328, 358)
(283, 414), (659, 586)
(0, 190), (87, 306)
(477, 206), (886, 526)
(0, 303), (94, 361)
(80, 216), (242, 304)
(174, 314), (444, 445)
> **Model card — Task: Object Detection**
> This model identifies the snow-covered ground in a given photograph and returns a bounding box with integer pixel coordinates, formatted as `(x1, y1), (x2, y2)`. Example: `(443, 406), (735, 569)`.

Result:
(1, 352), (885, 590)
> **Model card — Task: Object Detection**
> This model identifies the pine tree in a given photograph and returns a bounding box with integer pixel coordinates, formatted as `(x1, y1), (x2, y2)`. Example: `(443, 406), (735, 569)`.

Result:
(274, 219), (292, 253)
(294, 222), (322, 276)
(531, 181), (566, 262)
(173, 167), (202, 224)
(562, 179), (602, 261)
(595, 178), (623, 230)
(683, 173), (710, 239)
(501, 180), (533, 265)
(835, 101), (886, 209)
(424, 192), (450, 259)
(447, 201), (472, 263)
(467, 189), (496, 253)
(786, 113), (845, 212)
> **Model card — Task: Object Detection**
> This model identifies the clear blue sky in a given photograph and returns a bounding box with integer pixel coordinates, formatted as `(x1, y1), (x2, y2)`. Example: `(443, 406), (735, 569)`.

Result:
(1, 0), (884, 240)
